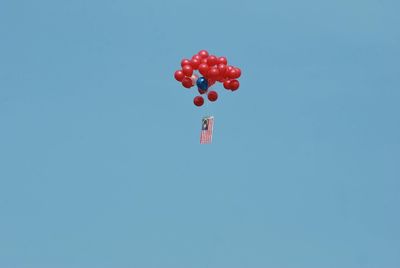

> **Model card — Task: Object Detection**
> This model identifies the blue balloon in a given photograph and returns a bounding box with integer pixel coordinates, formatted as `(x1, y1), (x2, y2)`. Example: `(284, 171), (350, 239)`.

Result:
(196, 77), (208, 90)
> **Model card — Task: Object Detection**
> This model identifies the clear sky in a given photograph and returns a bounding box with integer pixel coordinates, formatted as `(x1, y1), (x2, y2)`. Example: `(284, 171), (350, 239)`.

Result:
(1, 0), (399, 267)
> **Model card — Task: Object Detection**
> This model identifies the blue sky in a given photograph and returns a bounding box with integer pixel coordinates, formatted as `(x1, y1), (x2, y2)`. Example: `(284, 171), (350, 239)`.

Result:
(1, 0), (399, 267)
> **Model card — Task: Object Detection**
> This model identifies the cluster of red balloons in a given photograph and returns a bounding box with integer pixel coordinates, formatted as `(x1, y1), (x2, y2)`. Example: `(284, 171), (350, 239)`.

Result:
(174, 50), (241, 106)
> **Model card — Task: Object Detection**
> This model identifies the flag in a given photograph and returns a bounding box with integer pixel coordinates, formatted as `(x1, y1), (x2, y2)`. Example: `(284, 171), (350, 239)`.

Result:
(200, 116), (214, 144)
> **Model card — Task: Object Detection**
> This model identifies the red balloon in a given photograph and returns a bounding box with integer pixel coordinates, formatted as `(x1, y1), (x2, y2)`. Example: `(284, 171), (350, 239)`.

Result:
(174, 70), (185, 82)
(217, 64), (227, 78)
(227, 68), (238, 79)
(198, 88), (207, 95)
(225, 66), (233, 78)
(182, 77), (193, 88)
(207, 91), (218, 102)
(218, 56), (227, 65)
(198, 50), (209, 59)
(191, 58), (201, 69)
(208, 78), (216, 86)
(181, 59), (191, 67)
(182, 65), (193, 77)
(230, 79), (240, 91)
(207, 55), (218, 66)
(223, 79), (232, 89)
(207, 67), (220, 79)
(234, 67), (241, 78)
(201, 58), (208, 64)
(194, 96), (204, 106)
(198, 63), (209, 76)
(236, 68), (242, 78)
(192, 54), (202, 61)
